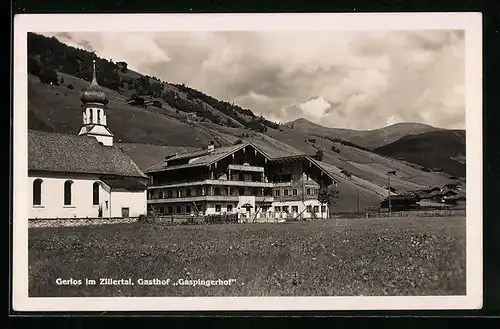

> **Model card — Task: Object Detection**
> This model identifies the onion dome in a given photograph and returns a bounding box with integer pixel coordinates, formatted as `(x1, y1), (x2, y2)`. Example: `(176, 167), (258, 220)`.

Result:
(80, 60), (108, 105)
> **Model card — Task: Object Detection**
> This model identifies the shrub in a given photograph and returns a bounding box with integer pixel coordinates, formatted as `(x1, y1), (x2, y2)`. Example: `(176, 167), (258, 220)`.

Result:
(314, 149), (324, 161)
(67, 84), (74, 90)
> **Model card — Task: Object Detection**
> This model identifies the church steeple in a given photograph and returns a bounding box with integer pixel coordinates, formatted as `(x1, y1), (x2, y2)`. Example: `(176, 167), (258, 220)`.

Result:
(78, 59), (114, 146)
(91, 59), (97, 84)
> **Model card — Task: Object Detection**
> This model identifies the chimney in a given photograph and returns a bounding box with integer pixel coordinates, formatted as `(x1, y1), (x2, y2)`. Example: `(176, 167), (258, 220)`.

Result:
(207, 141), (215, 152)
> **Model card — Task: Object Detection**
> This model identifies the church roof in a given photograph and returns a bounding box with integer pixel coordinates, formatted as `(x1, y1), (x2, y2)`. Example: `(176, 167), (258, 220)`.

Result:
(101, 177), (147, 190)
(28, 130), (147, 178)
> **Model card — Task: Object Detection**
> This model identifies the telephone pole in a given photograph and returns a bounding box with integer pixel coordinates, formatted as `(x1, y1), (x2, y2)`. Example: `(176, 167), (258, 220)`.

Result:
(387, 171), (396, 217)
(357, 190), (360, 214)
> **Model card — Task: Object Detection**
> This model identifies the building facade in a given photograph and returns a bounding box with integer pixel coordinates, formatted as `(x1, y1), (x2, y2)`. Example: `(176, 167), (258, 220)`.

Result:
(146, 142), (339, 220)
(28, 61), (148, 219)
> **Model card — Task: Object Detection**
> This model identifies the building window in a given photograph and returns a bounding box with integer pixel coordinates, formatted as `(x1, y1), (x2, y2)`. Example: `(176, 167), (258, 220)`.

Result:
(159, 189), (164, 199)
(167, 190), (173, 198)
(186, 205), (191, 213)
(275, 189), (280, 197)
(292, 206), (298, 213)
(321, 205), (326, 213)
(306, 188), (311, 195)
(186, 189), (192, 197)
(159, 206), (165, 214)
(283, 206), (289, 213)
(284, 189), (289, 196)
(292, 189), (297, 196)
(97, 109), (101, 124)
(121, 207), (129, 218)
(274, 206), (281, 212)
(167, 206), (173, 214)
(227, 205), (233, 212)
(33, 179), (42, 206)
(176, 206), (182, 214)
(92, 182), (99, 205)
(89, 109), (93, 122)
(307, 205), (312, 213)
(214, 187), (221, 195)
(64, 180), (73, 205)
(215, 204), (222, 212)
(313, 205), (319, 213)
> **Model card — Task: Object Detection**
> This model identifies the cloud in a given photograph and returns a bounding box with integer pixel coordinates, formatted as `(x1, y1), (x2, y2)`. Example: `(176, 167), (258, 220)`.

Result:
(42, 29), (465, 130)
(298, 97), (332, 119)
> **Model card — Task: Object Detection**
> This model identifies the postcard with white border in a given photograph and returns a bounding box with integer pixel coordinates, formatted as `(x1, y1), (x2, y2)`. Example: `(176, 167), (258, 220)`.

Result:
(12, 12), (483, 312)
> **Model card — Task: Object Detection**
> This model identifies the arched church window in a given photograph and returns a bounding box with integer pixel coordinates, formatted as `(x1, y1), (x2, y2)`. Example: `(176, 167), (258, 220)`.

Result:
(93, 182), (99, 205)
(64, 180), (73, 206)
(97, 109), (101, 124)
(33, 179), (42, 206)
(89, 109), (93, 122)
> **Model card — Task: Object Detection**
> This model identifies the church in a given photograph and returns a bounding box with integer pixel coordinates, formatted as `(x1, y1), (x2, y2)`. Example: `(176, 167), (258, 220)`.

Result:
(28, 60), (148, 219)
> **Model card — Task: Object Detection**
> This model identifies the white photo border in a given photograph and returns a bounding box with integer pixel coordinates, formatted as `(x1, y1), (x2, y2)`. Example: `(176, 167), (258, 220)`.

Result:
(12, 12), (483, 312)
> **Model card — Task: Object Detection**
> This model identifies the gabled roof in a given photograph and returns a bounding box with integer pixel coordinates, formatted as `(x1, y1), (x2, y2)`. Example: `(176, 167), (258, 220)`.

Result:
(28, 130), (147, 178)
(164, 148), (214, 162)
(101, 177), (147, 190)
(382, 194), (420, 202)
(146, 143), (262, 173)
(145, 141), (339, 184)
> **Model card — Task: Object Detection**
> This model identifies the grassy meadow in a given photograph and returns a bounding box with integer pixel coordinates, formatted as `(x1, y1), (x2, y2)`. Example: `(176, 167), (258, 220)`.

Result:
(28, 217), (466, 297)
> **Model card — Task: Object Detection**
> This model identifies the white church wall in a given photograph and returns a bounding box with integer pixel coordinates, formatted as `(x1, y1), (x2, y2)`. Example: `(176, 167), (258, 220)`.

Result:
(110, 190), (147, 218)
(28, 174), (110, 219)
(93, 134), (113, 146)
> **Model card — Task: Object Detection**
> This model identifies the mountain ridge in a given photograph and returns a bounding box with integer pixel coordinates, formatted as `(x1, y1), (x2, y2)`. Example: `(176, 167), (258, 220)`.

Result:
(285, 117), (451, 150)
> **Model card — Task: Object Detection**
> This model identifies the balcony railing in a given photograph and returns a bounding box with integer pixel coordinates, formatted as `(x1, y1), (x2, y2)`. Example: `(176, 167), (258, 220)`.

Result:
(273, 182), (292, 187)
(149, 179), (274, 189)
(228, 164), (265, 172)
(148, 196), (274, 204)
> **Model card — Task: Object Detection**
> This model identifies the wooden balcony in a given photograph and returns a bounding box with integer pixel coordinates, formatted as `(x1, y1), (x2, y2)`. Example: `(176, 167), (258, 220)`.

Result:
(148, 195), (274, 204)
(273, 194), (318, 202)
(149, 179), (274, 189)
(228, 164), (265, 172)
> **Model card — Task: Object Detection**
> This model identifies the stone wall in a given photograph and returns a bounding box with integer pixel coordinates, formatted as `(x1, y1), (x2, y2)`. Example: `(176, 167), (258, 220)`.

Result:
(28, 217), (138, 228)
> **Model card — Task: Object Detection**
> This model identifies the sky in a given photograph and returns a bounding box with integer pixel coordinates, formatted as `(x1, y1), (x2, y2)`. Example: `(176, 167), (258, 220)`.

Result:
(43, 30), (465, 130)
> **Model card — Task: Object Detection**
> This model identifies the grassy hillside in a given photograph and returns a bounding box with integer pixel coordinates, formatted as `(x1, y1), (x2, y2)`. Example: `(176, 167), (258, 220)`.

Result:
(374, 130), (466, 178)
(26, 33), (466, 212)
(28, 32), (279, 134)
(286, 118), (443, 150)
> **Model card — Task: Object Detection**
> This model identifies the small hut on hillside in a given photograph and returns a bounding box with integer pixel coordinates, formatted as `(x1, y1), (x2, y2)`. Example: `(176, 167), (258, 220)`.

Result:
(380, 194), (421, 211)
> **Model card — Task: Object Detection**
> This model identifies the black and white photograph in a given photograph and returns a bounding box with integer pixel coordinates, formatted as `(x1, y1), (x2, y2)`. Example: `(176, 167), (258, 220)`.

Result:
(12, 13), (482, 311)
